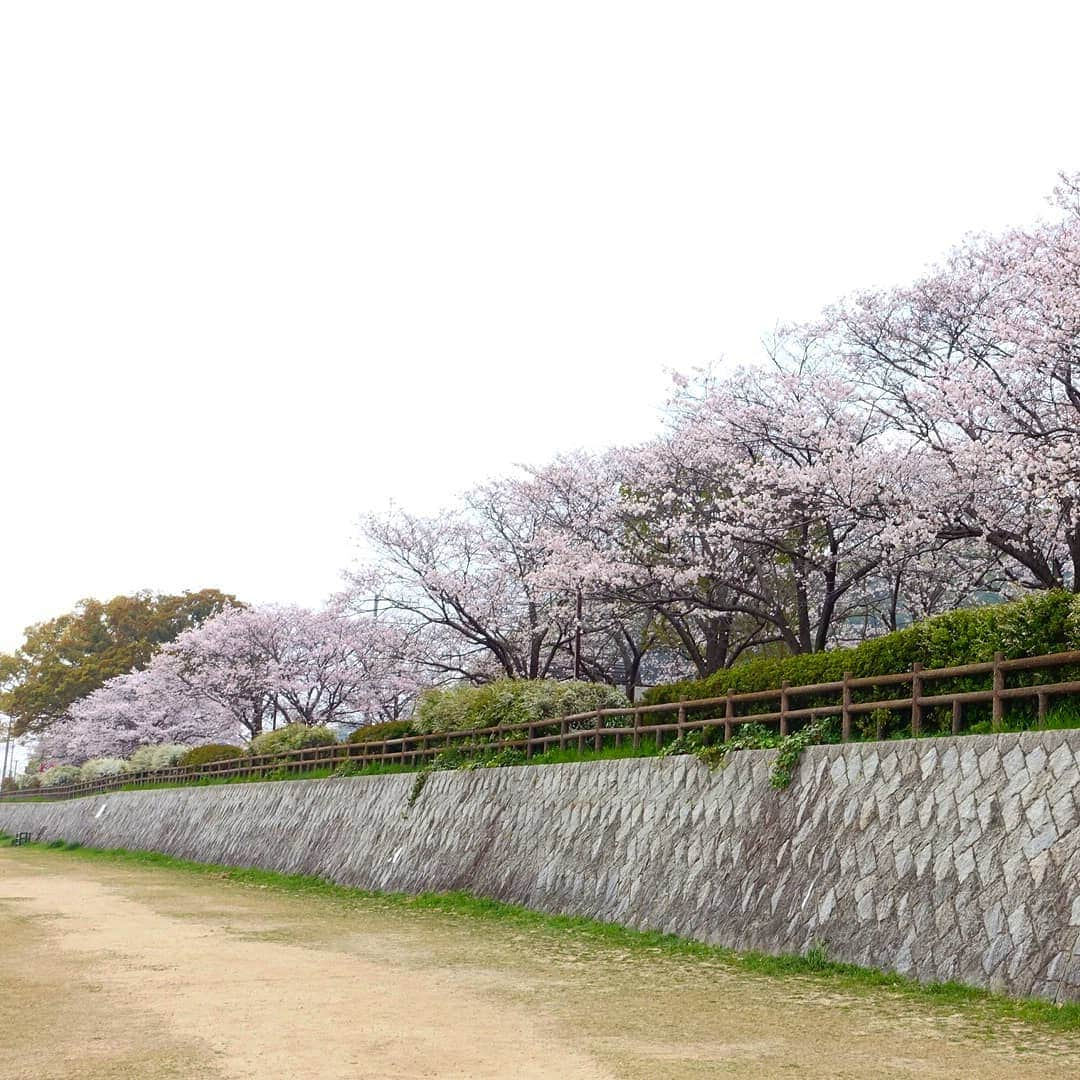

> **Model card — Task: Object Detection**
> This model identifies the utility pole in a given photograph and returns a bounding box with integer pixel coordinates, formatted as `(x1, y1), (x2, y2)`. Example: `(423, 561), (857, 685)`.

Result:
(0, 716), (13, 789)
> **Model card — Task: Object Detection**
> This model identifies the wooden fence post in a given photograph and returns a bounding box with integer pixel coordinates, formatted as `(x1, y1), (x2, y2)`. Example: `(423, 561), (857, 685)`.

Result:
(780, 681), (790, 737)
(992, 651), (1005, 731)
(526, 723), (535, 759)
(677, 703), (686, 740)
(841, 671), (852, 742)
(593, 710), (603, 752)
(952, 698), (962, 736)
(1038, 691), (1048, 727)
(632, 709), (641, 750)
(559, 717), (568, 751)
(724, 690), (734, 742)
(911, 662), (923, 738)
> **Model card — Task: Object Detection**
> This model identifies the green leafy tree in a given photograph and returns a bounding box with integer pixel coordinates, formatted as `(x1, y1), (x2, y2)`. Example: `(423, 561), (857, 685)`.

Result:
(0, 589), (239, 737)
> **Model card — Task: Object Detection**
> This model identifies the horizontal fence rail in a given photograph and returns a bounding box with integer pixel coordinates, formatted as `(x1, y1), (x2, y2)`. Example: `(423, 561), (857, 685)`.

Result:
(5, 649), (1080, 802)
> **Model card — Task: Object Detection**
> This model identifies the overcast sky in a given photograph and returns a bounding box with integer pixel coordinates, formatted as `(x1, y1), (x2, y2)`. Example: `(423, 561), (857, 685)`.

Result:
(1, 1), (1078, 655)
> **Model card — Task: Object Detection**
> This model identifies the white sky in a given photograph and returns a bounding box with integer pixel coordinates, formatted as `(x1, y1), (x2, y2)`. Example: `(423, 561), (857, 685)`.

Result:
(2, 1), (1079, 657)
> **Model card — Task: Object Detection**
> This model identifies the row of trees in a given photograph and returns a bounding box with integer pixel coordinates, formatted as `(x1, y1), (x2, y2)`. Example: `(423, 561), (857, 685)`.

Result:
(36, 604), (421, 763)
(1, 590), (237, 737)
(345, 172), (1080, 687)
(10, 171), (1080, 766)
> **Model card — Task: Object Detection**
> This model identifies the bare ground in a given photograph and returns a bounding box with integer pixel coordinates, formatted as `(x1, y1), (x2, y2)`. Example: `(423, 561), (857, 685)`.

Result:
(1, 848), (1078, 1079)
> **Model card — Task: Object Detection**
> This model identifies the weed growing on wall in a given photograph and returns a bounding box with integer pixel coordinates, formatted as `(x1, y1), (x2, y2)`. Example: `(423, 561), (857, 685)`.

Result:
(660, 719), (834, 789)
(768, 721), (833, 788)
(407, 770), (429, 808)
(404, 744), (531, 810)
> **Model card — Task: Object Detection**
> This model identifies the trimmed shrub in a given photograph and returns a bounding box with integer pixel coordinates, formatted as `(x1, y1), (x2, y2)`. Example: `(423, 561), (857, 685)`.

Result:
(125, 744), (191, 773)
(346, 720), (415, 744)
(248, 724), (337, 756)
(40, 765), (82, 788)
(16, 771), (41, 790)
(79, 758), (127, 782)
(179, 744), (245, 768)
(413, 679), (629, 735)
(642, 591), (1080, 733)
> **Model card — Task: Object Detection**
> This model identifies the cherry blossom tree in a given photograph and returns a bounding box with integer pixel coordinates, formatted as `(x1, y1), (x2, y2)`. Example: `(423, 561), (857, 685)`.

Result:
(161, 604), (422, 736)
(510, 452), (679, 690)
(250, 604), (423, 727)
(352, 465), (693, 691)
(160, 605), (283, 738)
(580, 365), (948, 658)
(352, 478), (577, 682)
(40, 604), (426, 763)
(38, 655), (237, 764)
(811, 171), (1080, 592)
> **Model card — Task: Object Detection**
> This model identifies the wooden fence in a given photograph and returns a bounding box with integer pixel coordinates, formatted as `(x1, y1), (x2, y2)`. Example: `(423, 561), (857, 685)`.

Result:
(5, 648), (1080, 803)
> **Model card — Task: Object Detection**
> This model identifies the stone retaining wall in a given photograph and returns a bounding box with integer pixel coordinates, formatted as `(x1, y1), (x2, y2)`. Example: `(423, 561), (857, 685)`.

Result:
(2, 731), (1078, 1000)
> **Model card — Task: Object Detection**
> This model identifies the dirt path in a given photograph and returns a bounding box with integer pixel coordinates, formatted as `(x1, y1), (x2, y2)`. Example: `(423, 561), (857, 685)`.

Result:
(1, 849), (1078, 1079)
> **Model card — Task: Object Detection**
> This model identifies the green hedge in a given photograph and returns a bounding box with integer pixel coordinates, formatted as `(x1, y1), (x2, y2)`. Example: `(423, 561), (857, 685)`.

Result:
(179, 744), (245, 767)
(643, 592), (1080, 734)
(346, 720), (415, 744)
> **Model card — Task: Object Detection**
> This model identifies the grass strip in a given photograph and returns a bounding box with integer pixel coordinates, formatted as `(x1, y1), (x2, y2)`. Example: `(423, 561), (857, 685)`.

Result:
(3, 761), (417, 801)
(1, 743), (658, 802)
(2, 831), (1079, 1033)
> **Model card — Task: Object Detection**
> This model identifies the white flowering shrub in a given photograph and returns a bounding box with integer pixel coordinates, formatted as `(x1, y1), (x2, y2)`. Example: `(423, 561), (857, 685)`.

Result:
(125, 744), (191, 773)
(247, 724), (337, 756)
(39, 765), (83, 788)
(414, 679), (629, 734)
(79, 758), (128, 782)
